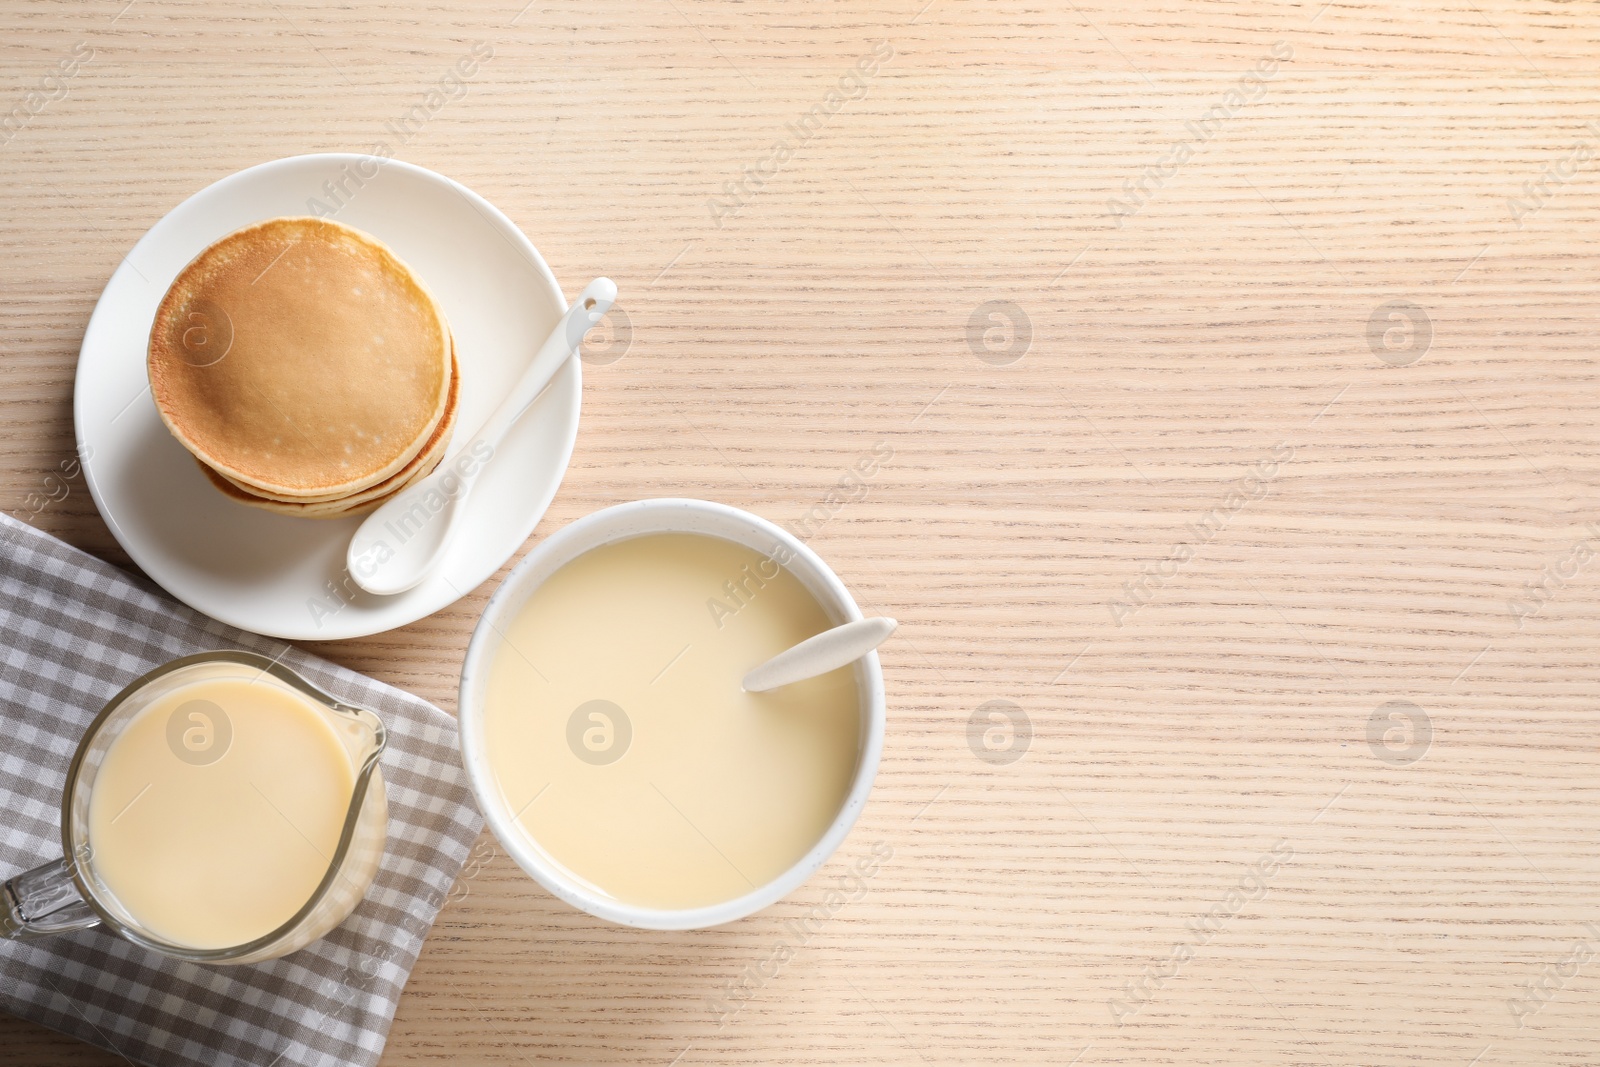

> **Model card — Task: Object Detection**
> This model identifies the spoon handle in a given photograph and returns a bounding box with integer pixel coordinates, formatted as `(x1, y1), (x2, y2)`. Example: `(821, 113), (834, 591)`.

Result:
(743, 617), (897, 693)
(473, 278), (617, 451)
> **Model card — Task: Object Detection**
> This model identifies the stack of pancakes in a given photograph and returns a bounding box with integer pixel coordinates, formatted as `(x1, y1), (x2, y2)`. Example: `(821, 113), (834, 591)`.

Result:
(148, 216), (459, 519)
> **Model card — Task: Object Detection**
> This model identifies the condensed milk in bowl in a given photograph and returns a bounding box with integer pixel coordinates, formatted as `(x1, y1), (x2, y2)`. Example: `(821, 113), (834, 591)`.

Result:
(458, 498), (886, 929)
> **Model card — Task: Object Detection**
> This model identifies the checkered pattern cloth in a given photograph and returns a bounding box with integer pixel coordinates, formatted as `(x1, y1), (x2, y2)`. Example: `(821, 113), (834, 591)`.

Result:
(0, 513), (484, 1067)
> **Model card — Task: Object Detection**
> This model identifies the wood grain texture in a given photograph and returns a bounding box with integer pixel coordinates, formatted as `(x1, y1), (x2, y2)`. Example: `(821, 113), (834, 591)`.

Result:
(3, 1), (1600, 1064)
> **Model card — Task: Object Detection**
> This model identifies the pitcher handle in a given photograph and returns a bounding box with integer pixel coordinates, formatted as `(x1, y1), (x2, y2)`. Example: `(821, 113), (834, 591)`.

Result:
(1, 853), (100, 940)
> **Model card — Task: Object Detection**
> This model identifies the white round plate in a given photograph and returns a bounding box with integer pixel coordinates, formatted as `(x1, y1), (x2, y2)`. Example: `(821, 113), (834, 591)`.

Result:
(73, 154), (580, 641)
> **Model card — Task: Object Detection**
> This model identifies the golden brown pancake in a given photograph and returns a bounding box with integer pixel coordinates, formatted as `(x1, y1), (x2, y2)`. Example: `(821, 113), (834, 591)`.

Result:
(199, 442), (440, 519)
(211, 338), (460, 505)
(149, 216), (452, 499)
(200, 347), (460, 519)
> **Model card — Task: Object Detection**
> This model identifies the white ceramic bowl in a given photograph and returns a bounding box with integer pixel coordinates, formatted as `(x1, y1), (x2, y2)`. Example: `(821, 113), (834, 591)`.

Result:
(458, 498), (886, 930)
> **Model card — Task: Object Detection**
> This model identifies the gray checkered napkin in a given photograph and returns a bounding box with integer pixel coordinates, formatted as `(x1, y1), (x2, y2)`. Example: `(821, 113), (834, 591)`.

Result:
(0, 513), (484, 1067)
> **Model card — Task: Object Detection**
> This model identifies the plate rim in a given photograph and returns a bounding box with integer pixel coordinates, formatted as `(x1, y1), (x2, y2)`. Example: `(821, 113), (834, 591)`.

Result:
(72, 152), (580, 641)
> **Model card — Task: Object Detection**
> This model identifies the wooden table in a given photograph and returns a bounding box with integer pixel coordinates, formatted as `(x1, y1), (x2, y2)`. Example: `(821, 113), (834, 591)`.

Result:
(4, 1), (1599, 1063)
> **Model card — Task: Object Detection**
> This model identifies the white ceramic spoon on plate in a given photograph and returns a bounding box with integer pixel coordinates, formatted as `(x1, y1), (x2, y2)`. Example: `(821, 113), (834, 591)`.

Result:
(347, 278), (617, 595)
(742, 617), (897, 693)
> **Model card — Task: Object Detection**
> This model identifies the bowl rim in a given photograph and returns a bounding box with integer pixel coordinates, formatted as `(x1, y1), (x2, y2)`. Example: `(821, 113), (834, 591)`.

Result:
(457, 497), (886, 929)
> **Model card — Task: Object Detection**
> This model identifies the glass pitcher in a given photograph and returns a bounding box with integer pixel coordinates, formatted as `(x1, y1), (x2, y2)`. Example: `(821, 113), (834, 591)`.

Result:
(0, 650), (388, 965)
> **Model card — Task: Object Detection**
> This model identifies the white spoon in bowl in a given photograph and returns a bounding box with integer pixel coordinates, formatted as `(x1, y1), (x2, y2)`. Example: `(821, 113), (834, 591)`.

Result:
(742, 617), (897, 693)
(346, 278), (617, 595)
